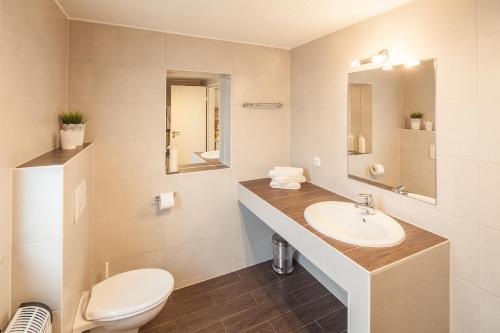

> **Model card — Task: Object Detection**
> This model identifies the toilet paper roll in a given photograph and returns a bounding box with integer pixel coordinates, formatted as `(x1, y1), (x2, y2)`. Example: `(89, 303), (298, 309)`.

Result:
(369, 164), (385, 176)
(158, 192), (175, 210)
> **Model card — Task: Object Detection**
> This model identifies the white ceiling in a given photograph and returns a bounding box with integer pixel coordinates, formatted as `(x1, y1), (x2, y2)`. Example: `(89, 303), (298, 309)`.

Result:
(56, 0), (413, 49)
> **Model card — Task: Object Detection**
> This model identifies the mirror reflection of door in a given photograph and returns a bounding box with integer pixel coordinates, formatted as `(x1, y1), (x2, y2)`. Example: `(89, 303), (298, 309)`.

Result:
(170, 85), (207, 165)
(207, 85), (220, 151)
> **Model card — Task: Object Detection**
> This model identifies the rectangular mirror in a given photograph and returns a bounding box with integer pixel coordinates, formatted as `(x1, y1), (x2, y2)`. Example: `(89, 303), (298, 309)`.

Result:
(347, 59), (436, 204)
(166, 70), (231, 174)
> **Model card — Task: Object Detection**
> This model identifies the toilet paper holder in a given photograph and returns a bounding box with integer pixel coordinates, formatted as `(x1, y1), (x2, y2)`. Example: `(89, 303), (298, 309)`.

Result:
(153, 193), (176, 206)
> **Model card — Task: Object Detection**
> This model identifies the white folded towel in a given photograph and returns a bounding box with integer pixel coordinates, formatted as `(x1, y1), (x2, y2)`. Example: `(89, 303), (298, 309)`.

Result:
(270, 180), (301, 190)
(268, 166), (303, 178)
(273, 166), (304, 173)
(271, 175), (306, 184)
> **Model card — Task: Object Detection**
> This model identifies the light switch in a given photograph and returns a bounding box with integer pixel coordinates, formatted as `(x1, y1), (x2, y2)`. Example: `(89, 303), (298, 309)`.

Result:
(313, 157), (321, 167)
(74, 179), (87, 223)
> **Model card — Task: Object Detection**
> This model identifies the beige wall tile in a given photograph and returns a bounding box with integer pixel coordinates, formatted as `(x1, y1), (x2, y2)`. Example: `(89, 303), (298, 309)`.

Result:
(371, 242), (450, 313)
(478, 162), (500, 231)
(477, 98), (500, 164)
(478, 32), (500, 98)
(371, 276), (449, 333)
(479, 226), (500, 298)
(11, 240), (62, 311)
(92, 24), (165, 67)
(451, 276), (480, 333)
(437, 99), (477, 160)
(477, 0), (500, 36)
(480, 291), (500, 333)
(450, 218), (480, 285)
(436, 156), (479, 220)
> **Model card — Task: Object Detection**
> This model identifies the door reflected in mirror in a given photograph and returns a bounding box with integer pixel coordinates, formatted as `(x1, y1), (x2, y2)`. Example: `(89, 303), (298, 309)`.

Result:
(166, 70), (231, 174)
(347, 59), (436, 204)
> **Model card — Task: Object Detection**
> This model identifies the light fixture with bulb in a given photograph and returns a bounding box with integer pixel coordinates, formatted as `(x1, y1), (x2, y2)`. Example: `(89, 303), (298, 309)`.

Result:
(350, 49), (389, 67)
(350, 49), (422, 71)
(404, 58), (421, 67)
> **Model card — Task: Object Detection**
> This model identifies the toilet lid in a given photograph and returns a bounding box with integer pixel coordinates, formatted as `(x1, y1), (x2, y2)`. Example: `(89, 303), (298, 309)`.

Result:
(85, 269), (174, 321)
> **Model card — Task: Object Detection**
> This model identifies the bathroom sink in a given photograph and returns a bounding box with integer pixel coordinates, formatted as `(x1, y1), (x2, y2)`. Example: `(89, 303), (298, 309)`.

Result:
(304, 201), (405, 247)
(201, 150), (219, 160)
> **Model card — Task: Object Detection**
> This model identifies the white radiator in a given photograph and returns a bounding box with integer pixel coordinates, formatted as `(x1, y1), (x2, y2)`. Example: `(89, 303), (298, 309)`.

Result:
(5, 303), (52, 333)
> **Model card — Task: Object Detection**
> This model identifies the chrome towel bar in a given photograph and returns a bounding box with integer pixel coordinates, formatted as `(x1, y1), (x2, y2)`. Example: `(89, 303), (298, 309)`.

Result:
(243, 102), (283, 109)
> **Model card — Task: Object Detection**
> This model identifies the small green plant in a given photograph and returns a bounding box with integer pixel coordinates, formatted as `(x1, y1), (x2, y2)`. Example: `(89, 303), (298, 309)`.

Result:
(410, 112), (424, 119)
(59, 111), (88, 124)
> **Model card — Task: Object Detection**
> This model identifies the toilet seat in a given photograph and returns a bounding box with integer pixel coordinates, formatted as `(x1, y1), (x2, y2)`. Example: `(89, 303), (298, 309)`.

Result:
(85, 269), (174, 322)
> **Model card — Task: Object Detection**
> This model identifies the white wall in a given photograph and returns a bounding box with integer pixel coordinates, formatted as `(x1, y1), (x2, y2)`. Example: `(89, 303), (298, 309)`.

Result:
(290, 0), (500, 331)
(67, 21), (290, 288)
(0, 0), (68, 328)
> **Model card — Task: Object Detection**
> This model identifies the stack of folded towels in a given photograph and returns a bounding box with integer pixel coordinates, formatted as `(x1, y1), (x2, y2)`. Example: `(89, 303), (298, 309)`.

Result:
(268, 166), (306, 190)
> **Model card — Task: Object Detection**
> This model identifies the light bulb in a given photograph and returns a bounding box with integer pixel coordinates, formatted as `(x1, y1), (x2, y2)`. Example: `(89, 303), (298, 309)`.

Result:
(405, 58), (421, 67)
(371, 53), (387, 64)
(350, 60), (361, 67)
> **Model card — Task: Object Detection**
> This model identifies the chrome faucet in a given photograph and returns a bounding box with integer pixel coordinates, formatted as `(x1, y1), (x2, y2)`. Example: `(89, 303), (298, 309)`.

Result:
(392, 185), (408, 195)
(354, 193), (376, 215)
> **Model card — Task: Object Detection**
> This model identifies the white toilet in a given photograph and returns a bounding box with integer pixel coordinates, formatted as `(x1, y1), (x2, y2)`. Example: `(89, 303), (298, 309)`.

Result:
(73, 269), (174, 333)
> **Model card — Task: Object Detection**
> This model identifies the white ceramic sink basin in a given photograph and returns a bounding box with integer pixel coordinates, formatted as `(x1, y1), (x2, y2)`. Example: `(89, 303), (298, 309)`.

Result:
(201, 150), (219, 160)
(304, 201), (405, 247)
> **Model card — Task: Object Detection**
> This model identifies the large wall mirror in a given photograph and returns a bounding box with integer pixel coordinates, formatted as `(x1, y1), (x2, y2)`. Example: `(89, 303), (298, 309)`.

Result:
(347, 59), (436, 204)
(166, 70), (231, 174)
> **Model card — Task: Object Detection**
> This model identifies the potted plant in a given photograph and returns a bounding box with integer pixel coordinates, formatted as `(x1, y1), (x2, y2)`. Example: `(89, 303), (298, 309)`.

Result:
(410, 112), (423, 130)
(59, 111), (88, 149)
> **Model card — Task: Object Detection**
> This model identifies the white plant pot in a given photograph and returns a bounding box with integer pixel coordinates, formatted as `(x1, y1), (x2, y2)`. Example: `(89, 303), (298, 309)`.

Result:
(410, 118), (422, 130)
(62, 124), (85, 146)
(60, 129), (78, 150)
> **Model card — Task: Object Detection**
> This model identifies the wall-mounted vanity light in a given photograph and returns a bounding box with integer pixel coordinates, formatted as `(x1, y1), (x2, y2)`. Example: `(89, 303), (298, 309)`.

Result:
(351, 49), (421, 71)
(350, 49), (389, 67)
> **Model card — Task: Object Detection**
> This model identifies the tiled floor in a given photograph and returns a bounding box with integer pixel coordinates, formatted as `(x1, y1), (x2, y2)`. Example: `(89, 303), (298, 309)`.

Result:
(140, 260), (347, 333)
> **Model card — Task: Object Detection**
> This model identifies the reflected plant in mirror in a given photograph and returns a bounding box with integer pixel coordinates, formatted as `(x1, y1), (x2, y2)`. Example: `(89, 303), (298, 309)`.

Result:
(166, 70), (231, 174)
(347, 58), (436, 204)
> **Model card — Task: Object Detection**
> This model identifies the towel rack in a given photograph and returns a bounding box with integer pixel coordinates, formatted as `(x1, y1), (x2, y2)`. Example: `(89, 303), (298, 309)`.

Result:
(242, 102), (283, 109)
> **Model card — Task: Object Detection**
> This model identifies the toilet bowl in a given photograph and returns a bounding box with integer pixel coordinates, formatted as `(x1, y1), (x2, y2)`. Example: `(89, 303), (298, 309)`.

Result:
(73, 269), (174, 333)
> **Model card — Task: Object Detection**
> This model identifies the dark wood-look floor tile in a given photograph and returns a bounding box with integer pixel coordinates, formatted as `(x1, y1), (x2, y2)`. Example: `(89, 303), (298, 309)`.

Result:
(211, 271), (278, 304)
(291, 282), (330, 304)
(222, 294), (301, 333)
(317, 308), (347, 333)
(238, 260), (273, 280)
(269, 295), (344, 332)
(251, 271), (316, 304)
(172, 272), (242, 303)
(141, 261), (347, 333)
(176, 293), (257, 332)
(192, 322), (227, 332)
(143, 293), (214, 329)
(241, 322), (275, 333)
(293, 322), (324, 333)
(140, 320), (177, 333)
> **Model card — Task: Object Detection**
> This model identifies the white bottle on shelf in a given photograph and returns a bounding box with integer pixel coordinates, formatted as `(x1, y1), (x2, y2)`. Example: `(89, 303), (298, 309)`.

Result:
(358, 134), (366, 154)
(348, 133), (354, 152)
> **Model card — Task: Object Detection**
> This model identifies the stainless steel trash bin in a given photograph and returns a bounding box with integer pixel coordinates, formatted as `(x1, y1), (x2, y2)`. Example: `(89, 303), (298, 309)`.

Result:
(272, 233), (295, 274)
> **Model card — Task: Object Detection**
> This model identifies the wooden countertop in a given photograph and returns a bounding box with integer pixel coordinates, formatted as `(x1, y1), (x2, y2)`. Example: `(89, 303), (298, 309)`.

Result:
(240, 178), (447, 272)
(16, 143), (93, 168)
